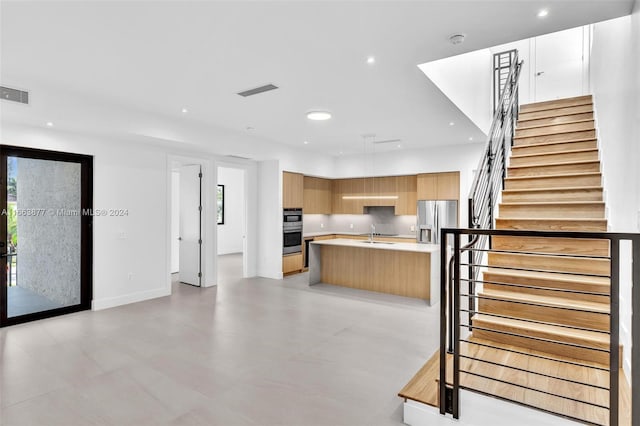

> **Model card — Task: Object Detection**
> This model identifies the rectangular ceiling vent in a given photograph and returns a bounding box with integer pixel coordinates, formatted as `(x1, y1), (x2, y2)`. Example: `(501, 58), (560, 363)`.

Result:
(237, 84), (278, 97)
(1, 85), (29, 104)
(225, 155), (252, 160)
(372, 138), (402, 145)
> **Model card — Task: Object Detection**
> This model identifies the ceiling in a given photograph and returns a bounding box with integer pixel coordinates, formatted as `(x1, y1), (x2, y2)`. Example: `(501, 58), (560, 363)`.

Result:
(0, 1), (634, 157)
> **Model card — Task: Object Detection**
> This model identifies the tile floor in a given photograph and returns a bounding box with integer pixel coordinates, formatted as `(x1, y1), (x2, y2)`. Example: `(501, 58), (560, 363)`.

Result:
(0, 253), (440, 425)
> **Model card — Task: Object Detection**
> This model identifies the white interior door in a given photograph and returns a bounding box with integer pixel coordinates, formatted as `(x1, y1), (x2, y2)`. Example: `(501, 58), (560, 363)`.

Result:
(534, 26), (588, 102)
(171, 171), (180, 273)
(179, 165), (201, 286)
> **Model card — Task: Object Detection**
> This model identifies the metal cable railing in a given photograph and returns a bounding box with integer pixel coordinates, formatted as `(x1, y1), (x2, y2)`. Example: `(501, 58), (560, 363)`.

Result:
(439, 228), (639, 426)
(445, 51), (522, 352)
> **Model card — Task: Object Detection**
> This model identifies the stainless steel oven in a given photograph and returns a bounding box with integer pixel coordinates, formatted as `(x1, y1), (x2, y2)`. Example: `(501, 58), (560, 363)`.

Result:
(283, 209), (303, 254)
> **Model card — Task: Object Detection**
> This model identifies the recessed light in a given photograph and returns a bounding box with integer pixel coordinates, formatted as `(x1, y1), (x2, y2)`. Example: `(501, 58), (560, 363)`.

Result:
(181, 107), (188, 114)
(339, 151), (343, 155)
(306, 110), (332, 121)
(397, 144), (402, 148)
(469, 137), (473, 141)
(449, 122), (455, 126)
(366, 56), (376, 64)
(303, 140), (309, 145)
(538, 9), (549, 18)
(46, 121), (54, 127)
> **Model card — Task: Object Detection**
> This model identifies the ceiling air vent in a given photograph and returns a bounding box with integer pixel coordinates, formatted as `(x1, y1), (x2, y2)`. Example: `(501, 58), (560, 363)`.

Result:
(237, 84), (278, 97)
(1, 86), (29, 104)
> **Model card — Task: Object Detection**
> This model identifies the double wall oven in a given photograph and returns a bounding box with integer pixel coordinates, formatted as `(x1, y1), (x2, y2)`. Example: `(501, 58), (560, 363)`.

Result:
(283, 208), (302, 254)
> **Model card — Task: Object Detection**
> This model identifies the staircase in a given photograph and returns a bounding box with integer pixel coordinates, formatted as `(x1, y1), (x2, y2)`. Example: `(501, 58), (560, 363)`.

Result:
(399, 95), (631, 425)
(475, 94), (611, 363)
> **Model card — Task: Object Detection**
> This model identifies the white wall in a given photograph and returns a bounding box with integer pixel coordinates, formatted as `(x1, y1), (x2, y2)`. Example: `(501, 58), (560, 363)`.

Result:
(257, 159), (282, 279)
(590, 9), (640, 378)
(217, 167), (245, 255)
(419, 49), (493, 134)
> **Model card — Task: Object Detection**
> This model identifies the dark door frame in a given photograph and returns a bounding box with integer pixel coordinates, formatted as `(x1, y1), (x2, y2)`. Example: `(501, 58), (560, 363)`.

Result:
(0, 145), (93, 327)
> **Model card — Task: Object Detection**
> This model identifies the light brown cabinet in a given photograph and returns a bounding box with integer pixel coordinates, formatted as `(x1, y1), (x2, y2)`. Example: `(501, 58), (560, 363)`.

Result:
(283, 171), (304, 208)
(283, 253), (303, 274)
(417, 172), (460, 200)
(303, 176), (332, 214)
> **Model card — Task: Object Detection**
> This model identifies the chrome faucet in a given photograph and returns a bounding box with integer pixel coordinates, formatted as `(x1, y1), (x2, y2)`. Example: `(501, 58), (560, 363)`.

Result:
(370, 224), (376, 242)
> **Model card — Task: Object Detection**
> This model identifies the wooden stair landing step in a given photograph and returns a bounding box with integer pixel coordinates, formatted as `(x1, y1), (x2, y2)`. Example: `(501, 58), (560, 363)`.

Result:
(398, 339), (631, 425)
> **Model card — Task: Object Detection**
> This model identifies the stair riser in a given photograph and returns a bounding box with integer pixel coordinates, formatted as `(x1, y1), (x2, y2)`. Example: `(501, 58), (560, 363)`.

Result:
(514, 130), (596, 146)
(488, 252), (610, 276)
(491, 236), (610, 257)
(515, 121), (595, 138)
(517, 112), (594, 129)
(483, 271), (610, 298)
(478, 298), (609, 332)
(509, 150), (599, 167)
(518, 104), (594, 121)
(520, 96), (593, 113)
(498, 203), (605, 219)
(501, 188), (603, 203)
(504, 174), (601, 190)
(471, 327), (609, 365)
(496, 218), (607, 232)
(511, 140), (597, 156)
(482, 282), (609, 303)
(508, 162), (600, 178)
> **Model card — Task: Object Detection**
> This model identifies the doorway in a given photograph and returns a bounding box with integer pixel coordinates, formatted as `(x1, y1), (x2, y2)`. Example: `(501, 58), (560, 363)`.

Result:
(0, 145), (92, 327)
(170, 163), (203, 288)
(216, 166), (246, 284)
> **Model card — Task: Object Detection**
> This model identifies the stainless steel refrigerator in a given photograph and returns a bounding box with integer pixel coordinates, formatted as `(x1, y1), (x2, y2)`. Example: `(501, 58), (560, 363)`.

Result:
(417, 200), (458, 244)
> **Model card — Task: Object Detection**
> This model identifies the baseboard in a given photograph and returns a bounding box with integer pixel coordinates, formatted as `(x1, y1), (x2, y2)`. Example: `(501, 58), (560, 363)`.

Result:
(257, 269), (283, 280)
(92, 287), (170, 311)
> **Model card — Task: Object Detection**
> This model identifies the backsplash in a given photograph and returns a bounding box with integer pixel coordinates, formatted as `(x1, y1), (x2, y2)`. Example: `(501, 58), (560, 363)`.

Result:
(304, 207), (416, 236)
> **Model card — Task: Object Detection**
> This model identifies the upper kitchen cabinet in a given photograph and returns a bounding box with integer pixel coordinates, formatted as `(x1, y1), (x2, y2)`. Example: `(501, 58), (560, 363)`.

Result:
(333, 178), (366, 214)
(283, 171), (304, 208)
(417, 172), (460, 200)
(303, 176), (332, 214)
(395, 175), (417, 215)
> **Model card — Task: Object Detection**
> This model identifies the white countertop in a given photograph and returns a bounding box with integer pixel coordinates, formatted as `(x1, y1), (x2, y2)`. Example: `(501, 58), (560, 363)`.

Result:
(304, 231), (416, 239)
(310, 238), (439, 253)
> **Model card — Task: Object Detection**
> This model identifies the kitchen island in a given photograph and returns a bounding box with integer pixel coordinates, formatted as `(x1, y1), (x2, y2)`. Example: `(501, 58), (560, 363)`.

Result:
(308, 239), (440, 305)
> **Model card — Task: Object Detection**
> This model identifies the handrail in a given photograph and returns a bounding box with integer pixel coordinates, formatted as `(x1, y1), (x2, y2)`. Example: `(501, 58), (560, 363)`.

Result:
(444, 51), (522, 355)
(440, 227), (639, 426)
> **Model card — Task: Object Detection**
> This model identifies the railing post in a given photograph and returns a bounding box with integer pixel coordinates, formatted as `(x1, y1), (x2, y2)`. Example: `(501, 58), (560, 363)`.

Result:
(452, 232), (461, 419)
(439, 230), (449, 415)
(610, 239), (620, 426)
(632, 237), (640, 426)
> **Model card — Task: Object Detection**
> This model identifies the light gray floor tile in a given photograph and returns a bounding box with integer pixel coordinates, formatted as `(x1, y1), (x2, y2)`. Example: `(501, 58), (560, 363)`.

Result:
(0, 253), (439, 425)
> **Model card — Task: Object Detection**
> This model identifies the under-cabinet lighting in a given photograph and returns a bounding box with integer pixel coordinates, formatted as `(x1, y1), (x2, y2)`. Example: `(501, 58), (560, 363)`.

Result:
(342, 195), (399, 200)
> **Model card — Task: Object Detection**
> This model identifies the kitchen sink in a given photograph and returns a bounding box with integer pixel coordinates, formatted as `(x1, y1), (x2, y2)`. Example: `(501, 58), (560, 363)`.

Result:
(359, 241), (394, 244)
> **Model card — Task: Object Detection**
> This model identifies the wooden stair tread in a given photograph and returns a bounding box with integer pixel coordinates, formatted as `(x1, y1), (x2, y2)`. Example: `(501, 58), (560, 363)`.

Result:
(505, 172), (601, 181)
(500, 201), (604, 206)
(397, 350), (440, 407)
(510, 148), (598, 159)
(514, 128), (595, 140)
(508, 159), (599, 169)
(472, 314), (609, 345)
(480, 288), (609, 313)
(520, 95), (592, 113)
(502, 185), (602, 193)
(484, 268), (610, 286)
(511, 137), (597, 148)
(516, 113), (594, 129)
(516, 118), (594, 131)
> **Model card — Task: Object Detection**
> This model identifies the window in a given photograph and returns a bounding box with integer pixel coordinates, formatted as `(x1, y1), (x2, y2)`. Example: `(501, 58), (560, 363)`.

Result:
(217, 185), (224, 224)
